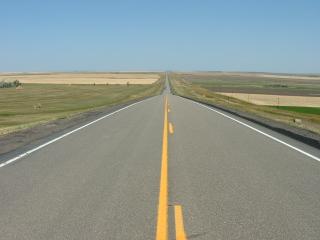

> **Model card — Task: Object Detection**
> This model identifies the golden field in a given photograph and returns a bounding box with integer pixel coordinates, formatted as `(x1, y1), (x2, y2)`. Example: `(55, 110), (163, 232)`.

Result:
(217, 92), (320, 107)
(0, 73), (160, 85)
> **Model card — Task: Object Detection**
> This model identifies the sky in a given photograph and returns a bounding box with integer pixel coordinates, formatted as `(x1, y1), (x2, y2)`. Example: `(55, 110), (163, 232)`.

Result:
(1, 0), (320, 73)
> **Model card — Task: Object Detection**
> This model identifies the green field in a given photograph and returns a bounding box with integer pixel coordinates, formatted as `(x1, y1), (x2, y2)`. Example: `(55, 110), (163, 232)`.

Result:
(0, 81), (163, 135)
(272, 106), (320, 115)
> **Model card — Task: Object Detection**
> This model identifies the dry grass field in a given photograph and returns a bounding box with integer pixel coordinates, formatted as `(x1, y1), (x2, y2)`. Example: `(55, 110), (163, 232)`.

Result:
(179, 72), (320, 96)
(218, 92), (320, 107)
(0, 73), (164, 135)
(0, 72), (160, 85)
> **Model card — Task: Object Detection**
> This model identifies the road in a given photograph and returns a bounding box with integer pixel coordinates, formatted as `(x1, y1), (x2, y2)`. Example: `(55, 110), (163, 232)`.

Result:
(0, 77), (320, 239)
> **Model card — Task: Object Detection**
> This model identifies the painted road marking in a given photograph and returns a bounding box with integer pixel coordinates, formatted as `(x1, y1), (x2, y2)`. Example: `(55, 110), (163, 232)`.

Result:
(156, 96), (169, 240)
(191, 100), (320, 162)
(169, 122), (174, 134)
(174, 205), (187, 240)
(0, 97), (155, 169)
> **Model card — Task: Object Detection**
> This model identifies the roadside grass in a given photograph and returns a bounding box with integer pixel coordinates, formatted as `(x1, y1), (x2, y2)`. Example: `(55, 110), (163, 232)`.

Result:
(0, 80), (164, 135)
(169, 73), (320, 134)
(271, 106), (320, 115)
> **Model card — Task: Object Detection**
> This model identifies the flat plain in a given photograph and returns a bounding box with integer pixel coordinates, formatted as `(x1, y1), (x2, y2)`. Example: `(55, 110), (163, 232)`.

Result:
(0, 72), (160, 84)
(0, 72), (163, 135)
(170, 72), (320, 134)
(181, 72), (320, 95)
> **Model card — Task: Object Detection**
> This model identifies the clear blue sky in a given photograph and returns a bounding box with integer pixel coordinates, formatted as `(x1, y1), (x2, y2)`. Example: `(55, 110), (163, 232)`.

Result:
(1, 0), (319, 73)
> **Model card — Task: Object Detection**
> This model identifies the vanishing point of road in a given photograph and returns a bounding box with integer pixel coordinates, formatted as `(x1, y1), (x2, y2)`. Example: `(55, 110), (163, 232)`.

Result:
(1, 75), (320, 239)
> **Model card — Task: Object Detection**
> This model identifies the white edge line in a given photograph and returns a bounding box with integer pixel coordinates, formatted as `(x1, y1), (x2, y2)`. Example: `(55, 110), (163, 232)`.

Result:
(0, 98), (151, 168)
(189, 99), (320, 162)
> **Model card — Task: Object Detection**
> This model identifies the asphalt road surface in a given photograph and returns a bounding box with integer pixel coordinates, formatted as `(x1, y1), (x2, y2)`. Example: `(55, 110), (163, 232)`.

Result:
(1, 79), (320, 239)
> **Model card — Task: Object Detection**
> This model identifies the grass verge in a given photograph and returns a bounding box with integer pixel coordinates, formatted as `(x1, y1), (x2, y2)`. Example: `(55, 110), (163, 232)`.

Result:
(0, 79), (164, 135)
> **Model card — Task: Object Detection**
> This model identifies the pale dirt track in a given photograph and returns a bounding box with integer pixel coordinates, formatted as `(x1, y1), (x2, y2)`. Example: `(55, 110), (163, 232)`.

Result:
(0, 73), (160, 84)
(218, 92), (320, 107)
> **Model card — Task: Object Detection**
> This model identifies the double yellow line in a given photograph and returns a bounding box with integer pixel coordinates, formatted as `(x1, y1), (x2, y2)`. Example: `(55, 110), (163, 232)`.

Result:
(156, 96), (187, 240)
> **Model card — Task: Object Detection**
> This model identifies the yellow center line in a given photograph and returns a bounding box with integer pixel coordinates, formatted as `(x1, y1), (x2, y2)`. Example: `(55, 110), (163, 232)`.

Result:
(169, 122), (174, 134)
(174, 205), (187, 240)
(156, 96), (168, 240)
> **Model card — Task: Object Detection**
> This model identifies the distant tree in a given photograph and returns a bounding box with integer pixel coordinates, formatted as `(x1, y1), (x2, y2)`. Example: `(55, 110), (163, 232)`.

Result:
(0, 81), (13, 88)
(13, 80), (21, 87)
(0, 80), (21, 88)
